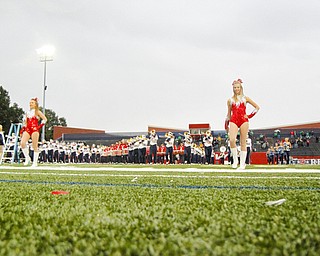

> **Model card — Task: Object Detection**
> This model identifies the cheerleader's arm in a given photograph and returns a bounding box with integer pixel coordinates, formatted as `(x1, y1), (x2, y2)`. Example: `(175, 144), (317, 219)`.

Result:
(246, 96), (260, 119)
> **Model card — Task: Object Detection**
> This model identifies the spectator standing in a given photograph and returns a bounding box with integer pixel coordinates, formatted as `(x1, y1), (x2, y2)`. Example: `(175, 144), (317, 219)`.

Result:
(267, 146), (275, 164)
(283, 138), (292, 164)
(277, 142), (284, 165)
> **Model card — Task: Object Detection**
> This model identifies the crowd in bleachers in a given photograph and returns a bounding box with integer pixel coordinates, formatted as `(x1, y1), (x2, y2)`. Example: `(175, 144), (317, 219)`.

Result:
(261, 129), (319, 165)
(256, 130), (317, 150)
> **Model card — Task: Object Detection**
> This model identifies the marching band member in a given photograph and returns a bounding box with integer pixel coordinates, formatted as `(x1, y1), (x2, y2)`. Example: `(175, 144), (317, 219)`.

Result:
(165, 132), (175, 164)
(218, 146), (227, 165)
(70, 142), (77, 163)
(38, 142), (44, 163)
(146, 144), (150, 163)
(96, 145), (102, 163)
(110, 143), (116, 163)
(158, 143), (166, 164)
(119, 143), (123, 163)
(78, 144), (84, 163)
(58, 143), (66, 163)
(115, 141), (120, 163)
(133, 137), (140, 163)
(65, 143), (71, 163)
(104, 145), (111, 163)
(225, 79), (260, 169)
(138, 135), (147, 164)
(91, 144), (97, 163)
(200, 145), (205, 164)
(245, 134), (252, 165)
(64, 143), (69, 163)
(58, 143), (64, 163)
(177, 142), (185, 164)
(20, 98), (47, 167)
(191, 143), (197, 163)
(121, 140), (129, 163)
(203, 130), (213, 164)
(40, 142), (48, 163)
(83, 145), (90, 163)
(128, 138), (135, 163)
(193, 144), (203, 164)
(100, 145), (107, 163)
(173, 143), (180, 164)
(211, 147), (216, 165)
(47, 139), (54, 163)
(148, 130), (158, 164)
(137, 138), (143, 163)
(183, 131), (192, 164)
(53, 143), (59, 163)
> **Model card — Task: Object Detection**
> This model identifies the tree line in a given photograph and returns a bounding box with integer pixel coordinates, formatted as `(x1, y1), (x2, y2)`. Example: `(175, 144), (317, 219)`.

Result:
(0, 85), (67, 141)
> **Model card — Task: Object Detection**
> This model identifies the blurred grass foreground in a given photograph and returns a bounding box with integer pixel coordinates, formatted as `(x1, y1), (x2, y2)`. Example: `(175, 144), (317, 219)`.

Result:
(0, 165), (319, 255)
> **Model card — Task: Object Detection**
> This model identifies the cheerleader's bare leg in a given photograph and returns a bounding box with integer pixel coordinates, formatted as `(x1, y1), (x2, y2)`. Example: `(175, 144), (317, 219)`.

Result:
(21, 132), (31, 165)
(31, 132), (40, 167)
(238, 122), (249, 170)
(229, 122), (239, 168)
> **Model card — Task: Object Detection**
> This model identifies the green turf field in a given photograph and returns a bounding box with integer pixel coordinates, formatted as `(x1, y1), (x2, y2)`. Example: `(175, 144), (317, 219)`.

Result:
(0, 164), (319, 255)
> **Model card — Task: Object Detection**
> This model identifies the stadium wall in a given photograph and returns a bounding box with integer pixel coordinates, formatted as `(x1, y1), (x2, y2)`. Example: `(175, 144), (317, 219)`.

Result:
(248, 152), (320, 165)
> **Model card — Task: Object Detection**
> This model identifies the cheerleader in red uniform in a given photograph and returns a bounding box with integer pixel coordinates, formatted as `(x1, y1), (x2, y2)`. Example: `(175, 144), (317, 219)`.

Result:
(225, 79), (259, 169)
(20, 98), (47, 167)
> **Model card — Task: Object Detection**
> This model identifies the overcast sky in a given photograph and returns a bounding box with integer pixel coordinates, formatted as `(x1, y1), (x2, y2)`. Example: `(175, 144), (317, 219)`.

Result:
(1, 0), (319, 132)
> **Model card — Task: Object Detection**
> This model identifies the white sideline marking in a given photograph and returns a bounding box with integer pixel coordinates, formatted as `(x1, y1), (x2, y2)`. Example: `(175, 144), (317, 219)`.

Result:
(1, 171), (320, 180)
(1, 165), (320, 173)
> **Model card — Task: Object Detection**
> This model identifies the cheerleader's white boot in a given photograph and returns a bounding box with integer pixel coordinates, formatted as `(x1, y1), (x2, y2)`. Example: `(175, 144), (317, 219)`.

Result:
(22, 148), (31, 165)
(31, 151), (40, 168)
(237, 151), (247, 170)
(230, 147), (238, 169)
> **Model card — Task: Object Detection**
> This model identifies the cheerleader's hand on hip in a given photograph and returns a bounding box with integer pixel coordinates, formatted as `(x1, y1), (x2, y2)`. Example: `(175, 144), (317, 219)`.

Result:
(247, 108), (259, 119)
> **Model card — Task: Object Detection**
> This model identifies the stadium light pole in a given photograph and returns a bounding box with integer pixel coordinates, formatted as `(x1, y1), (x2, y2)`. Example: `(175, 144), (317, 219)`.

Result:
(37, 45), (55, 142)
